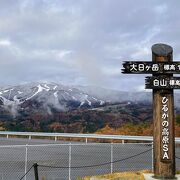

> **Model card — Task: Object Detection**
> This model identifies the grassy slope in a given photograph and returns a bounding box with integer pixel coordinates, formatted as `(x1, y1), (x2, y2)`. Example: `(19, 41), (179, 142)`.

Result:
(77, 171), (145, 180)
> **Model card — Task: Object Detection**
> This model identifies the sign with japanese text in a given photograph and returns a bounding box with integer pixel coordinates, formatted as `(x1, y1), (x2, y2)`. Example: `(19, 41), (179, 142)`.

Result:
(160, 95), (171, 161)
(122, 61), (180, 74)
(145, 76), (180, 89)
(121, 44), (176, 178)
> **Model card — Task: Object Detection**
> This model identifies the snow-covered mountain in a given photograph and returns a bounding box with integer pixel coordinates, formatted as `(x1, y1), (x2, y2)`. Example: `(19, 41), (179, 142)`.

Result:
(1, 82), (180, 117)
(77, 85), (180, 108)
(76, 85), (152, 102)
(0, 83), (105, 116)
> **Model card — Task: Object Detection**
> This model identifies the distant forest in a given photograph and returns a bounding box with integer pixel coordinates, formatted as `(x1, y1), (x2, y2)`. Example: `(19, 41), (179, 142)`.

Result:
(0, 103), (180, 137)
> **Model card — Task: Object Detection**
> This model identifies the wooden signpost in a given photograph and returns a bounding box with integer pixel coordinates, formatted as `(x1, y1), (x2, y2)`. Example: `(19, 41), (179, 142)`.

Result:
(122, 43), (177, 179)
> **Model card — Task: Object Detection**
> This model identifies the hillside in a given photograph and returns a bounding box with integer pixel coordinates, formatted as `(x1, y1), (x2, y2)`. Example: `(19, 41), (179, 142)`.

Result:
(0, 83), (179, 136)
(0, 102), (154, 133)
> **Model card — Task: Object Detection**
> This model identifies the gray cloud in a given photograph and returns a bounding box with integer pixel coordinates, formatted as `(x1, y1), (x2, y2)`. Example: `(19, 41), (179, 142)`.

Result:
(0, 0), (180, 91)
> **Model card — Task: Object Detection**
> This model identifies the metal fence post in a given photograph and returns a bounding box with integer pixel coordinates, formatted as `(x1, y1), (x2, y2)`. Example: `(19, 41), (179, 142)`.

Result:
(111, 142), (113, 174)
(1, 173), (4, 180)
(69, 143), (72, 180)
(25, 144), (28, 180)
(33, 163), (39, 180)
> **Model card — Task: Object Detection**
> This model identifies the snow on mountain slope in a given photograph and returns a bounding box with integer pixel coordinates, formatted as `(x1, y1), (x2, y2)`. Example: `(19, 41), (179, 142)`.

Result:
(0, 83), (105, 116)
(1, 82), (180, 118)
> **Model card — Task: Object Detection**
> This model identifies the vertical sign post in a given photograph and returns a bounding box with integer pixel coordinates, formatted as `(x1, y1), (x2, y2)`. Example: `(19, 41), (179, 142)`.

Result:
(152, 44), (175, 178)
(121, 43), (177, 179)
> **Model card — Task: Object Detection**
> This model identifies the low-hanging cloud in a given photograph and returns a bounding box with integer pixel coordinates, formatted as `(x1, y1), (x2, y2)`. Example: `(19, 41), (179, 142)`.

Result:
(75, 50), (109, 87)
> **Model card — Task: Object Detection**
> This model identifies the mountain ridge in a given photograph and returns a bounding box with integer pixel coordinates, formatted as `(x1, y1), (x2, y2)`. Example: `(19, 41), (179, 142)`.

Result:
(0, 82), (180, 118)
(0, 82), (179, 134)
(0, 82), (107, 117)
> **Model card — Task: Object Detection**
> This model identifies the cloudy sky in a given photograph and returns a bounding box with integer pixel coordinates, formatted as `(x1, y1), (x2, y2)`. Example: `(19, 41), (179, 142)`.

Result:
(0, 0), (180, 91)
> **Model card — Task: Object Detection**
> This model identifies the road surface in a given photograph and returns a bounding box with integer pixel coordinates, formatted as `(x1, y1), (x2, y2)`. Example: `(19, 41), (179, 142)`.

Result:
(0, 138), (179, 180)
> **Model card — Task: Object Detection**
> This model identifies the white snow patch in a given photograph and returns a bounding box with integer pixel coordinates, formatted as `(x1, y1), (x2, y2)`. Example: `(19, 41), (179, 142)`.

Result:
(91, 108), (104, 111)
(85, 95), (91, 106)
(3, 90), (9, 93)
(79, 94), (92, 107)
(92, 97), (98, 101)
(53, 85), (57, 90)
(100, 100), (105, 105)
(54, 91), (58, 98)
(72, 96), (77, 100)
(68, 89), (72, 91)
(37, 85), (44, 92)
(3, 88), (14, 93)
(80, 102), (85, 106)
(26, 84), (44, 100)
(44, 84), (50, 91)
(18, 91), (23, 94)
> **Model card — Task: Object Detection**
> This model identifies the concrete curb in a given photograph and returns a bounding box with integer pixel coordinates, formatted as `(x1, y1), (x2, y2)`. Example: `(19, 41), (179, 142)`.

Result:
(143, 173), (180, 180)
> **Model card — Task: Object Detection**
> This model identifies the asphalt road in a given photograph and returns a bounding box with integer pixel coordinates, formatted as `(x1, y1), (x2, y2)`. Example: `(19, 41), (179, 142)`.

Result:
(0, 138), (179, 180)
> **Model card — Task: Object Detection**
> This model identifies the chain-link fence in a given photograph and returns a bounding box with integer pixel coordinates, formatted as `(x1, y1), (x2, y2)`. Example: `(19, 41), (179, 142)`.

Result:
(0, 142), (179, 180)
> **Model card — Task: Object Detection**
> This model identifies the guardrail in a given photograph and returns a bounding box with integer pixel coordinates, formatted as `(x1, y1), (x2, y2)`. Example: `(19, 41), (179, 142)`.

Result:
(0, 131), (180, 143)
